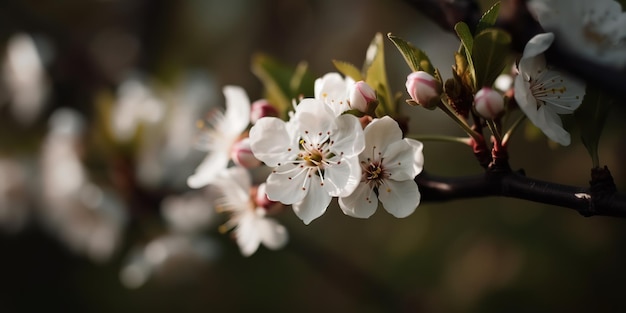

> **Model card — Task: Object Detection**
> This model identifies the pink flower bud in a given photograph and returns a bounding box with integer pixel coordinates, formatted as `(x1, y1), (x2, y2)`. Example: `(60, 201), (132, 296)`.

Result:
(250, 99), (278, 124)
(405, 71), (441, 108)
(255, 183), (282, 213)
(474, 87), (504, 119)
(348, 81), (376, 113)
(230, 137), (261, 168)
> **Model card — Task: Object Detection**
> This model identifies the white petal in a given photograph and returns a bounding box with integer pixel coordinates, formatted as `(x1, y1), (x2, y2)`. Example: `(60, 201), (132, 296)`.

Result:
(295, 99), (335, 132)
(362, 117), (403, 157)
(265, 164), (308, 204)
(222, 86), (251, 134)
(382, 139), (424, 181)
(535, 105), (571, 145)
(235, 211), (262, 257)
(324, 156), (361, 197)
(257, 216), (289, 250)
(514, 74), (540, 120)
(187, 150), (230, 188)
(338, 183), (378, 218)
(249, 117), (297, 167)
(378, 179), (420, 218)
(518, 33), (553, 73)
(219, 166), (252, 194)
(292, 175), (332, 225)
(331, 114), (365, 157)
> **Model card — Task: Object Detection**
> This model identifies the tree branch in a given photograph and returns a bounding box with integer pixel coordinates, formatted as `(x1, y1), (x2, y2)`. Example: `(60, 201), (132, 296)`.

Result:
(403, 0), (626, 99)
(416, 168), (626, 218)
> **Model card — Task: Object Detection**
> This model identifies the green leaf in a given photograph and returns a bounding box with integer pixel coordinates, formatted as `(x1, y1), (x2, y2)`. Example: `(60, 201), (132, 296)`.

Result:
(386, 33), (435, 75)
(454, 22), (475, 89)
(472, 28), (511, 88)
(476, 2), (501, 34)
(251, 53), (313, 119)
(332, 60), (364, 81)
(574, 85), (612, 167)
(363, 33), (394, 116)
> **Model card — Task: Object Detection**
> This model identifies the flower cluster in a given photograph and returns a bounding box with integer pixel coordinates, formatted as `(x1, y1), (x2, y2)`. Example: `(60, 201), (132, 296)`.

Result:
(185, 70), (424, 254)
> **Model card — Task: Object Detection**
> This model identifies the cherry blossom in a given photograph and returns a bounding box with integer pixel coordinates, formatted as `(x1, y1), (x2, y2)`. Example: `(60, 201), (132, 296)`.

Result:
(338, 116), (423, 218)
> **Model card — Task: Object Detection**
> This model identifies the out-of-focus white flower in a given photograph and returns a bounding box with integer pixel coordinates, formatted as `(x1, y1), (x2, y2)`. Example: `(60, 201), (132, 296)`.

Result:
(405, 71), (441, 108)
(1, 33), (50, 125)
(249, 98), (365, 224)
(135, 71), (215, 188)
(212, 167), (288, 257)
(120, 234), (220, 288)
(41, 108), (127, 262)
(161, 191), (215, 234)
(187, 86), (251, 189)
(339, 116), (423, 218)
(514, 33), (586, 146)
(0, 158), (30, 233)
(528, 0), (626, 68)
(111, 76), (165, 141)
(474, 87), (505, 119)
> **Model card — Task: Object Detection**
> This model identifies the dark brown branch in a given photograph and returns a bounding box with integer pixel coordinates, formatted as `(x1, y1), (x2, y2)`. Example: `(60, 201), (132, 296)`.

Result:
(416, 169), (626, 218)
(403, 0), (626, 99)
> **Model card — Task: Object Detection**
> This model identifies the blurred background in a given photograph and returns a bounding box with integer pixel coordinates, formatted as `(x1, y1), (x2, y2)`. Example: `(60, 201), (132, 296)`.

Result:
(1, 0), (626, 312)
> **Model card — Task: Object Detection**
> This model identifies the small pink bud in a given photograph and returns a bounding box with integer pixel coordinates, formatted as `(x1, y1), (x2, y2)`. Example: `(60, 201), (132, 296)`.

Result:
(230, 137), (261, 168)
(250, 99), (278, 124)
(348, 81), (376, 113)
(474, 87), (504, 119)
(405, 71), (441, 108)
(255, 183), (282, 213)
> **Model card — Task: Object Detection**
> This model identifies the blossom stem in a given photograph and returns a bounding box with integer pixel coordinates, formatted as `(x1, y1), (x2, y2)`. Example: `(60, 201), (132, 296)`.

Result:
(486, 119), (502, 145)
(406, 134), (472, 145)
(437, 99), (482, 142)
(501, 114), (526, 146)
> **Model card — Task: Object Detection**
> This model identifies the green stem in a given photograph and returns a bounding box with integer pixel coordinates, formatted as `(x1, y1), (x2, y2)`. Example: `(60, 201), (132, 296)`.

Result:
(437, 99), (482, 142)
(502, 114), (526, 146)
(486, 119), (502, 145)
(406, 134), (472, 145)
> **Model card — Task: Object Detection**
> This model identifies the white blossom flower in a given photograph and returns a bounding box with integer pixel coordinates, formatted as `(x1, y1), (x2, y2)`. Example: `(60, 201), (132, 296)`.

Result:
(1, 33), (50, 125)
(212, 167), (288, 257)
(249, 98), (365, 224)
(338, 116), (423, 218)
(315, 72), (375, 115)
(514, 33), (586, 146)
(528, 0), (626, 68)
(161, 191), (215, 234)
(187, 85), (251, 188)
(111, 76), (165, 141)
(41, 108), (127, 262)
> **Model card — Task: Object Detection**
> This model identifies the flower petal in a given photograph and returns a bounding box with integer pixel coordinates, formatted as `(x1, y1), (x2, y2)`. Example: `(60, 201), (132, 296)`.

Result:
(292, 175), (332, 225)
(331, 114), (365, 157)
(222, 86), (251, 134)
(518, 33), (553, 74)
(383, 138), (424, 181)
(535, 105), (571, 145)
(257, 215), (289, 250)
(187, 150), (230, 188)
(265, 164), (309, 204)
(338, 183), (378, 218)
(324, 156), (361, 197)
(249, 117), (297, 167)
(362, 117), (403, 159)
(378, 179), (420, 218)
(235, 211), (262, 257)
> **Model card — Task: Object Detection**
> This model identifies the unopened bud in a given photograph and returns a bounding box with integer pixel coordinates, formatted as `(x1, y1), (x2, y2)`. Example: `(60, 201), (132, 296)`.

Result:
(230, 137), (261, 168)
(405, 71), (442, 109)
(474, 87), (504, 119)
(349, 81), (376, 113)
(250, 99), (278, 124)
(255, 183), (282, 213)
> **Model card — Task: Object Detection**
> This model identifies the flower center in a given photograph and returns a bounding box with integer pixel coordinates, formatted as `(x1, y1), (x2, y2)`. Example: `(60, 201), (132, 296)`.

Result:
(529, 69), (569, 110)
